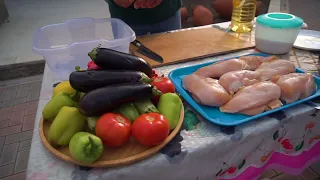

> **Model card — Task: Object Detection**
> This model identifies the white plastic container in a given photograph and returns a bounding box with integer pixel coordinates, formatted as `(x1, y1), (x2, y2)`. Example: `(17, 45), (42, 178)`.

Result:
(255, 13), (304, 54)
(33, 17), (136, 80)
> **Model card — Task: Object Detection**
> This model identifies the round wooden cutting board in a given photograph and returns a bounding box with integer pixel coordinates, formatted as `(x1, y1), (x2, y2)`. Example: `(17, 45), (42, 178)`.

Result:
(39, 105), (184, 168)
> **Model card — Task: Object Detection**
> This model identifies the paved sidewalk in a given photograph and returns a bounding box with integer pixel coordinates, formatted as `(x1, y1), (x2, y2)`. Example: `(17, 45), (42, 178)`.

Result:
(0, 75), (42, 180)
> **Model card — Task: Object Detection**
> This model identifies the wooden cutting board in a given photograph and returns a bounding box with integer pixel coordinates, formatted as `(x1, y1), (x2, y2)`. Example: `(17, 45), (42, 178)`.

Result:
(130, 27), (255, 67)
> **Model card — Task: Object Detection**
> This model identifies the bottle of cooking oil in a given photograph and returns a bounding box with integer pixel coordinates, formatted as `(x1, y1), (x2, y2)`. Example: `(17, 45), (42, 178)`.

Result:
(230, 0), (257, 33)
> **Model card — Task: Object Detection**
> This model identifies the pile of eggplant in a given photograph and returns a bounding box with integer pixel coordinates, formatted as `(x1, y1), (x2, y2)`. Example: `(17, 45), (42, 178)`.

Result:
(70, 47), (160, 117)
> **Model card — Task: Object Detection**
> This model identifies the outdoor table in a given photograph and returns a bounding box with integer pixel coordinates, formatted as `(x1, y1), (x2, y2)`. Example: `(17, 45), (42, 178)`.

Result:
(26, 22), (320, 180)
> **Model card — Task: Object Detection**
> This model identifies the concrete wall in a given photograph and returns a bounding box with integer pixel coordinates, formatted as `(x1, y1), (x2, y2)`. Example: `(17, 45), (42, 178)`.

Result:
(0, 0), (8, 24)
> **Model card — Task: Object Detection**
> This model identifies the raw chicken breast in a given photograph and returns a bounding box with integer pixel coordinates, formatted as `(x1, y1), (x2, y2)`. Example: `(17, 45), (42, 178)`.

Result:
(194, 56), (276, 78)
(239, 99), (283, 115)
(239, 55), (277, 70)
(256, 59), (296, 81)
(220, 81), (282, 114)
(183, 74), (231, 107)
(194, 59), (250, 78)
(218, 70), (261, 94)
(271, 73), (317, 104)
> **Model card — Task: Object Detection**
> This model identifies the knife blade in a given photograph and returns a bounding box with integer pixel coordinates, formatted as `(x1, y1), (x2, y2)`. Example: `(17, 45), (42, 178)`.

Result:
(131, 40), (163, 63)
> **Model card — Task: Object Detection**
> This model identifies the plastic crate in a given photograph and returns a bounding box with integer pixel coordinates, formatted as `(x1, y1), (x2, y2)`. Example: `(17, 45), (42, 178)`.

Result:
(32, 17), (136, 80)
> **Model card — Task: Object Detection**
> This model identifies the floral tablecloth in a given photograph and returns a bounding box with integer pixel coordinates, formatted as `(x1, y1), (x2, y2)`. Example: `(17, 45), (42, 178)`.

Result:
(27, 22), (320, 180)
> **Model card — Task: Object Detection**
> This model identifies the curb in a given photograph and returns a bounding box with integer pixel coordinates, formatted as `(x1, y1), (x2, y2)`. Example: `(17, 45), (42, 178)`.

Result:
(0, 60), (45, 81)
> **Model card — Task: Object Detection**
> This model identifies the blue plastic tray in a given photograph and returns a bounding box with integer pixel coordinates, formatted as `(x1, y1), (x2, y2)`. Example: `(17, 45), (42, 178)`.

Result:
(168, 53), (320, 126)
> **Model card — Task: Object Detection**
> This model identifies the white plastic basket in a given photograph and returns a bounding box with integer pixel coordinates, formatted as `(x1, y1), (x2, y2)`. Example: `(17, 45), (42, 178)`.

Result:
(33, 17), (136, 80)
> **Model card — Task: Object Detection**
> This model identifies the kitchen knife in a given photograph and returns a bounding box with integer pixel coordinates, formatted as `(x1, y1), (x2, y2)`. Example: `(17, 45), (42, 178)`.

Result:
(131, 40), (164, 63)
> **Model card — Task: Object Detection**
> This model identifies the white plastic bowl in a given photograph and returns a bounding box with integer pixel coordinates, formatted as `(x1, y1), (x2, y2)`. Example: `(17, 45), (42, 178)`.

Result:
(32, 17), (136, 80)
(255, 13), (304, 54)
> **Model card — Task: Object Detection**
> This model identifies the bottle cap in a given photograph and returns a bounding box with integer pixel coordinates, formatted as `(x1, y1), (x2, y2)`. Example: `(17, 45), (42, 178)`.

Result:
(256, 13), (304, 29)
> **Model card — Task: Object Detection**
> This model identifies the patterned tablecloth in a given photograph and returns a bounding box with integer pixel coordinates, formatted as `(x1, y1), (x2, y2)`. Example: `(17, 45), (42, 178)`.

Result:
(27, 22), (320, 180)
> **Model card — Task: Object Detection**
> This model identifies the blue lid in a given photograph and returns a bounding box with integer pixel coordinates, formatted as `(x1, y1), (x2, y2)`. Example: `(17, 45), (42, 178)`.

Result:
(256, 13), (304, 28)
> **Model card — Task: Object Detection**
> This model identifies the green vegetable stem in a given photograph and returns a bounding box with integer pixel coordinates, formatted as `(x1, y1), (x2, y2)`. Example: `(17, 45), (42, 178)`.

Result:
(113, 103), (140, 122)
(133, 98), (159, 114)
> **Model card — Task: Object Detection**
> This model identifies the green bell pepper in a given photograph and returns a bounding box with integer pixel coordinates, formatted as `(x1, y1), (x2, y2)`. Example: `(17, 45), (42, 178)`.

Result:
(48, 106), (86, 146)
(69, 132), (104, 164)
(42, 91), (79, 122)
(157, 93), (182, 130)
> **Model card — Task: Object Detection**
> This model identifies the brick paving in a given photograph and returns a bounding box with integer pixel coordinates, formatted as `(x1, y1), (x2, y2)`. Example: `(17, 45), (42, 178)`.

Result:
(0, 76), (41, 179)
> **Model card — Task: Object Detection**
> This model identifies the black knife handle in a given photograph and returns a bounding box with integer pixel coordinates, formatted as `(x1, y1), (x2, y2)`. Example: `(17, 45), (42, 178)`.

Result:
(132, 40), (142, 47)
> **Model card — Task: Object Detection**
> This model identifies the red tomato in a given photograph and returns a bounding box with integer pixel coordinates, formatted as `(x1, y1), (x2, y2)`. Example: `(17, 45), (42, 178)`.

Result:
(95, 113), (131, 147)
(150, 76), (175, 104)
(132, 113), (170, 146)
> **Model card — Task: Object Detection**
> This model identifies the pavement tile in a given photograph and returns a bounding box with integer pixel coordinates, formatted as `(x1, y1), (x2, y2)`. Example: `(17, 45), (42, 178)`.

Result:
(0, 137), (4, 154)
(0, 120), (9, 129)
(0, 164), (14, 178)
(2, 97), (27, 108)
(260, 169), (277, 179)
(27, 82), (41, 102)
(27, 90), (40, 102)
(0, 88), (7, 99)
(0, 124), (22, 136)
(16, 85), (30, 98)
(13, 101), (38, 112)
(272, 173), (303, 180)
(8, 110), (24, 126)
(22, 114), (36, 131)
(0, 143), (19, 166)
(300, 168), (318, 180)
(0, 172), (26, 180)
(29, 82), (41, 91)
(17, 82), (32, 89)
(4, 130), (33, 144)
(25, 107), (37, 116)
(13, 149), (30, 174)
(0, 93), (16, 102)
(18, 139), (31, 151)
(0, 86), (18, 102)
(0, 106), (13, 121)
